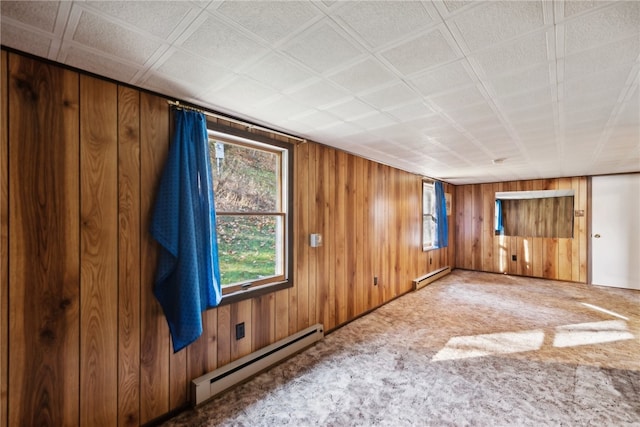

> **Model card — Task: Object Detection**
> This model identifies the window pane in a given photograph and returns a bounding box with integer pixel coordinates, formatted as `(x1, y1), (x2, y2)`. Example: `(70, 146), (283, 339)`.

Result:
(210, 140), (278, 212)
(217, 215), (283, 287)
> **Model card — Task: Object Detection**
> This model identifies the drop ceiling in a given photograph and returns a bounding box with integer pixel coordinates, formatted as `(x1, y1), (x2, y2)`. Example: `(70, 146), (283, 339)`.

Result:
(1, 0), (638, 184)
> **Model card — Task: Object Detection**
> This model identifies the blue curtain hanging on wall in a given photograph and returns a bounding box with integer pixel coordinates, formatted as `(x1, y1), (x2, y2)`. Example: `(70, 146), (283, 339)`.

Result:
(495, 199), (504, 234)
(150, 108), (222, 353)
(434, 181), (449, 248)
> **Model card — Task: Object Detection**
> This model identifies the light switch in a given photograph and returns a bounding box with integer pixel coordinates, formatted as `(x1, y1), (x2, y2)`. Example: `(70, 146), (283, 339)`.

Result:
(310, 233), (323, 247)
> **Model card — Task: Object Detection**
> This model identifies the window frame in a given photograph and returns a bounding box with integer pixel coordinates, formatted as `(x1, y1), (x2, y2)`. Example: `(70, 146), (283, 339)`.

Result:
(422, 179), (436, 251)
(207, 120), (294, 305)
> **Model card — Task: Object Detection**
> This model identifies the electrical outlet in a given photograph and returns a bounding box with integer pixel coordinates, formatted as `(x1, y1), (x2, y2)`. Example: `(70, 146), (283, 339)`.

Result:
(235, 322), (245, 340)
(373, 276), (378, 286)
(512, 255), (517, 261)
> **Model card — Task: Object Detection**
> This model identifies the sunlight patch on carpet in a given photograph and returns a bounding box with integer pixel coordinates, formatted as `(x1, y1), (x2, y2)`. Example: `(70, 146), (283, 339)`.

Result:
(553, 320), (634, 348)
(432, 330), (544, 362)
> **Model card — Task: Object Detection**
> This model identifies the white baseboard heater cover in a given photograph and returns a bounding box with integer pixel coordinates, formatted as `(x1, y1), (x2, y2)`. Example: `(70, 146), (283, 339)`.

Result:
(413, 266), (451, 291)
(191, 323), (324, 406)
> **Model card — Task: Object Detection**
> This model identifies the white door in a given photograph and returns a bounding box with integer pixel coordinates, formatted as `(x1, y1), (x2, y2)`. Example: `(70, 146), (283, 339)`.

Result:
(591, 174), (640, 290)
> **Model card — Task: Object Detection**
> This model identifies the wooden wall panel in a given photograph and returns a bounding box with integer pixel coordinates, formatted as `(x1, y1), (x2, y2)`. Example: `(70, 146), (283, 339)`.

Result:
(117, 85), (141, 427)
(79, 75), (119, 426)
(334, 151), (348, 326)
(8, 54), (81, 426)
(139, 93), (170, 423)
(455, 178), (588, 282)
(0, 49), (8, 427)
(3, 50), (456, 426)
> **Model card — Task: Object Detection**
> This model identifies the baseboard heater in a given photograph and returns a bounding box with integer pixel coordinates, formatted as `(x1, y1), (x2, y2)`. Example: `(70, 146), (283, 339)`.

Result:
(413, 266), (451, 291)
(191, 323), (324, 406)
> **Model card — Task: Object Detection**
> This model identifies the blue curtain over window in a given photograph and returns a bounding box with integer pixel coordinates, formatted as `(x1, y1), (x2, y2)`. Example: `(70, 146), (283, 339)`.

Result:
(495, 199), (504, 234)
(150, 108), (222, 353)
(434, 181), (448, 248)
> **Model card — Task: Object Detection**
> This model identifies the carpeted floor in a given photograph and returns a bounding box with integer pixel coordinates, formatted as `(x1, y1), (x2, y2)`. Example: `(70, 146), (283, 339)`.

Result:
(162, 270), (640, 426)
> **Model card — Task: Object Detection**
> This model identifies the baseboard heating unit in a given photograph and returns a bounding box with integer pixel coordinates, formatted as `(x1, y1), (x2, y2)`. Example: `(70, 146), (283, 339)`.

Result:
(191, 323), (324, 406)
(413, 266), (451, 291)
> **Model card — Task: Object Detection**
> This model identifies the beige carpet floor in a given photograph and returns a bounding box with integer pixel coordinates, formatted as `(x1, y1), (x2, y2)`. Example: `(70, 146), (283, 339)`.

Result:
(163, 270), (640, 426)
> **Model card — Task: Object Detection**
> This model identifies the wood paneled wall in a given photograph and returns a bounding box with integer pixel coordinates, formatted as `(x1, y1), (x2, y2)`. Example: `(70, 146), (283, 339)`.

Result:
(0, 51), (454, 426)
(455, 178), (587, 282)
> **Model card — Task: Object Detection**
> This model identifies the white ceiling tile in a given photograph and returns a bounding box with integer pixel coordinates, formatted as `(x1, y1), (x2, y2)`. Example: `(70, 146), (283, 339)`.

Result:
(215, 1), (320, 44)
(0, 1), (59, 32)
(254, 96), (312, 121)
(441, 1), (474, 14)
(181, 15), (266, 69)
(563, 35), (639, 78)
(0, 24), (51, 58)
(349, 112), (399, 130)
(452, 1), (545, 52)
(386, 102), (437, 122)
(289, 109), (342, 129)
(472, 30), (549, 76)
(564, 2), (640, 54)
(429, 85), (486, 111)
(210, 76), (280, 109)
(287, 80), (351, 109)
(497, 85), (555, 111)
(65, 45), (140, 83)
(334, 1), (435, 49)
(380, 28), (460, 76)
(85, 1), (195, 38)
(409, 59), (475, 97)
(72, 10), (163, 64)
(360, 82), (421, 110)
(487, 63), (552, 98)
(281, 20), (364, 74)
(563, 1), (615, 18)
(328, 57), (398, 94)
(242, 53), (316, 91)
(322, 98), (377, 121)
(155, 49), (229, 90)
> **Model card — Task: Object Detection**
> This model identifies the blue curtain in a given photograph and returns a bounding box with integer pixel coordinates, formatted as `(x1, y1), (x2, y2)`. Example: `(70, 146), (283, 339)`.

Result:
(434, 181), (448, 248)
(495, 199), (504, 234)
(150, 109), (222, 353)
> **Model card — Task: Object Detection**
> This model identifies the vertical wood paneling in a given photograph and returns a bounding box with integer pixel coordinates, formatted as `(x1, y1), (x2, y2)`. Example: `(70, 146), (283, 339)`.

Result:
(80, 75), (119, 426)
(139, 93), (170, 424)
(231, 300), (252, 359)
(578, 177), (588, 282)
(295, 143), (309, 329)
(4, 51), (459, 427)
(334, 151), (348, 326)
(216, 306), (231, 367)
(117, 85), (141, 427)
(457, 178), (587, 282)
(0, 49), (8, 427)
(274, 289), (289, 341)
(252, 294), (275, 351)
(8, 54), (80, 427)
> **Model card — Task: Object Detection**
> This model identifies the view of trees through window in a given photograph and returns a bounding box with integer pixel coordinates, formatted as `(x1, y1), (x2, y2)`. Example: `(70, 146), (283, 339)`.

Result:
(209, 139), (284, 287)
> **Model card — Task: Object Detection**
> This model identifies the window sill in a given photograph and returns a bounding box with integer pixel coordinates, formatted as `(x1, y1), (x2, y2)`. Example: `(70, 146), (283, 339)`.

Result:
(217, 279), (293, 306)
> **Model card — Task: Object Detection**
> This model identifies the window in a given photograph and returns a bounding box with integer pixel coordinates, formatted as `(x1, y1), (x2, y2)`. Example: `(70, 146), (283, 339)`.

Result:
(422, 180), (436, 250)
(208, 124), (293, 302)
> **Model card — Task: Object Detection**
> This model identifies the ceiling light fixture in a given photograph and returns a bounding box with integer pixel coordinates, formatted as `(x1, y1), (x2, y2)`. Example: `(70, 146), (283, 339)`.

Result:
(492, 158), (507, 165)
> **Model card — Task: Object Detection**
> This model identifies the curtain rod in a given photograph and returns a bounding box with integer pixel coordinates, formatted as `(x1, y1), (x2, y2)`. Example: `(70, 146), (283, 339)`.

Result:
(167, 100), (307, 144)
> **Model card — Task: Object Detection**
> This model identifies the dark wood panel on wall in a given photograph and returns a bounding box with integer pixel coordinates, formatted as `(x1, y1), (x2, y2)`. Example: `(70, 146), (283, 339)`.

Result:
(0, 49), (9, 427)
(455, 178), (587, 282)
(7, 53), (81, 426)
(1, 50), (456, 426)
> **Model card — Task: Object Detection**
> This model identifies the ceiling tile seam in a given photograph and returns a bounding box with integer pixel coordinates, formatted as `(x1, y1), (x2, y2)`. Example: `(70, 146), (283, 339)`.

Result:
(432, 4), (541, 170)
(547, 1), (565, 169)
(48, 0), (73, 61)
(54, 3), (83, 64)
(590, 62), (640, 161)
(206, 4), (325, 52)
(73, 2), (194, 47)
